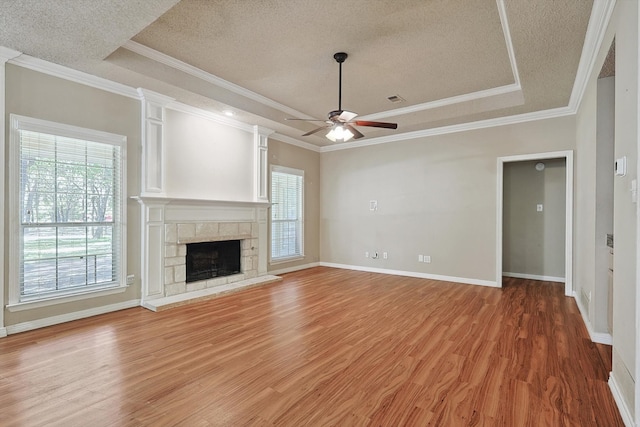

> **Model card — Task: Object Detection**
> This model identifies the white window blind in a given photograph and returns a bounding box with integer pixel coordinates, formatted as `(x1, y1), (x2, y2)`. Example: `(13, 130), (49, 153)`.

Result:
(11, 116), (125, 302)
(271, 166), (304, 261)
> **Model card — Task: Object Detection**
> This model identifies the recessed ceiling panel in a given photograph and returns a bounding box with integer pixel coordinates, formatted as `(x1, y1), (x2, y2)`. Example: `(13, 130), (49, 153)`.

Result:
(132, 0), (514, 120)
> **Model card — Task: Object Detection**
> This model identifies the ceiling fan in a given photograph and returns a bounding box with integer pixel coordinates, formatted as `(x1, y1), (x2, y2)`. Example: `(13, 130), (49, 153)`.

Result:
(286, 52), (398, 142)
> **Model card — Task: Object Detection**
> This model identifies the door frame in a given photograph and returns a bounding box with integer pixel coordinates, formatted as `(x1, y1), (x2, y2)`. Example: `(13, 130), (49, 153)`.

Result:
(496, 150), (574, 296)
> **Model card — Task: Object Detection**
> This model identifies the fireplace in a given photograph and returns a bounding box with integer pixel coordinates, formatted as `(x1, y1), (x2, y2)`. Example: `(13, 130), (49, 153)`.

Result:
(186, 240), (241, 283)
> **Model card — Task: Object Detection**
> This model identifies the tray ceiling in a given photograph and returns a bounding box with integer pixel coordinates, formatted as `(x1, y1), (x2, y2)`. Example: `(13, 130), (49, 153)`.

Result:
(0, 0), (595, 147)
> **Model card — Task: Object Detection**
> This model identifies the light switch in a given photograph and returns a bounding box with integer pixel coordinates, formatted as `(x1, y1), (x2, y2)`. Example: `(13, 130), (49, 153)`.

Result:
(369, 200), (378, 211)
(537, 204), (543, 212)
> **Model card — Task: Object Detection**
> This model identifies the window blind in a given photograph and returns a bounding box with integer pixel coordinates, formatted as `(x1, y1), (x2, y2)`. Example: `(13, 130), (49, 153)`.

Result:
(18, 128), (122, 300)
(271, 167), (304, 261)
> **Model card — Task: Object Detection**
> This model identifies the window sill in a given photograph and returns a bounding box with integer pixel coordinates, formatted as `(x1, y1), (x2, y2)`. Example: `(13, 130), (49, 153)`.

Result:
(6, 285), (129, 312)
(270, 255), (305, 265)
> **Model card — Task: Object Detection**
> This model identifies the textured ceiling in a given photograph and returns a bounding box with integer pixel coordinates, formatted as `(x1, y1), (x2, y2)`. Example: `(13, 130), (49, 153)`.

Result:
(0, 0), (595, 147)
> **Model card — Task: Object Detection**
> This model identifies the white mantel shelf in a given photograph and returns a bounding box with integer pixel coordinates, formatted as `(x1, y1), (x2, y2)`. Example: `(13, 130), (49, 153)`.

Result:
(131, 196), (271, 208)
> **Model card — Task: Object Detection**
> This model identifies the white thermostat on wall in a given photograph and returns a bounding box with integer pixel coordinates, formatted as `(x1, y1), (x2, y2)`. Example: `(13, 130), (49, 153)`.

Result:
(615, 156), (627, 177)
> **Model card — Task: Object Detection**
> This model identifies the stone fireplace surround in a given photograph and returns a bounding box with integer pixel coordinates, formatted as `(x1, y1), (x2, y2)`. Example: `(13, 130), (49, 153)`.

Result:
(135, 197), (281, 311)
(164, 220), (259, 296)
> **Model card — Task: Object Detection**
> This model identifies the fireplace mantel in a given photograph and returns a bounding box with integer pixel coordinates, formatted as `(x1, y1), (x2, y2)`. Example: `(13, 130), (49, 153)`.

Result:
(131, 195), (271, 208)
(134, 195), (272, 309)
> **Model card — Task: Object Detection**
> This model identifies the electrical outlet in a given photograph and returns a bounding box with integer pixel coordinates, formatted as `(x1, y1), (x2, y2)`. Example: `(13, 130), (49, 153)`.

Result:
(365, 251), (369, 258)
(126, 274), (135, 285)
(383, 252), (388, 259)
(424, 256), (431, 263)
(418, 254), (423, 262)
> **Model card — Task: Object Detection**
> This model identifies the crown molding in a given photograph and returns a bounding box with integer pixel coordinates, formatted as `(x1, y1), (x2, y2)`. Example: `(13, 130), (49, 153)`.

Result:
(0, 46), (21, 63)
(270, 132), (322, 153)
(122, 40), (315, 120)
(137, 87), (175, 105)
(320, 106), (574, 152)
(569, 0), (617, 111)
(496, 0), (521, 87)
(8, 53), (139, 99)
(358, 84), (522, 121)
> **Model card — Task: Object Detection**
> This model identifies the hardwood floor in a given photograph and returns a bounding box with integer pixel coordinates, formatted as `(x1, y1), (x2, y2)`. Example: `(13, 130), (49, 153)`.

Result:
(0, 267), (623, 426)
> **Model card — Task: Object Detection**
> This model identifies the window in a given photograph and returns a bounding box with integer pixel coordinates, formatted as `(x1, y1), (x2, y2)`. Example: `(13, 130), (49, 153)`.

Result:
(271, 166), (304, 262)
(10, 115), (126, 305)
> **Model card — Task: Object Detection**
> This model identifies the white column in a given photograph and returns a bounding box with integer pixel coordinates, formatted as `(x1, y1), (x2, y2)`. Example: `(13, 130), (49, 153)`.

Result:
(254, 125), (274, 203)
(135, 198), (169, 304)
(0, 47), (21, 337)
(137, 88), (174, 197)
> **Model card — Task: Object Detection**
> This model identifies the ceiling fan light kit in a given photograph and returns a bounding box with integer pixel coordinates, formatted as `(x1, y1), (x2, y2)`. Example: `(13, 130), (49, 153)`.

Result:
(286, 52), (398, 143)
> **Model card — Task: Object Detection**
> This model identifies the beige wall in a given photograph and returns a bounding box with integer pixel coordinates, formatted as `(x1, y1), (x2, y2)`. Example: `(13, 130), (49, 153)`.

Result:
(267, 139), (320, 272)
(503, 159), (566, 279)
(575, 1), (638, 419)
(320, 117), (576, 283)
(4, 65), (142, 326)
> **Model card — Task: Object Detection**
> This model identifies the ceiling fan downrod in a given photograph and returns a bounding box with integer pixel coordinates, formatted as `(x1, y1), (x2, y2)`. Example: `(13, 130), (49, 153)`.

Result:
(334, 52), (347, 112)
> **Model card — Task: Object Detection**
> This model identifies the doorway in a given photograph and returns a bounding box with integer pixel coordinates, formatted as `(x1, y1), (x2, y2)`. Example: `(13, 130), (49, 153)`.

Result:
(496, 151), (574, 296)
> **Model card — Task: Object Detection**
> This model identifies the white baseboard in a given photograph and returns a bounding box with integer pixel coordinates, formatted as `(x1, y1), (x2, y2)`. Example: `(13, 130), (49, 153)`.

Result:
(503, 272), (565, 283)
(0, 327), (7, 338)
(609, 373), (635, 426)
(269, 262), (320, 276)
(4, 299), (141, 335)
(320, 262), (498, 287)
(572, 290), (613, 345)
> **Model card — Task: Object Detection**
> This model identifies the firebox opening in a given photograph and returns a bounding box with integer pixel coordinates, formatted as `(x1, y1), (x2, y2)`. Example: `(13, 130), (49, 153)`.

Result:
(185, 240), (241, 283)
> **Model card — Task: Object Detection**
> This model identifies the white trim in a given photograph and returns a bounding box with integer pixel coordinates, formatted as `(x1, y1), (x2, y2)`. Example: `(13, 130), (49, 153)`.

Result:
(8, 53), (139, 99)
(502, 272), (565, 283)
(573, 290), (614, 345)
(609, 373), (635, 427)
(4, 299), (140, 336)
(496, 0), (521, 87)
(569, 0), (618, 111)
(270, 165), (305, 263)
(6, 285), (129, 312)
(320, 107), (574, 152)
(319, 262), (498, 288)
(268, 262), (320, 276)
(357, 84), (522, 121)
(122, 40), (314, 120)
(497, 151), (574, 296)
(0, 48), (19, 336)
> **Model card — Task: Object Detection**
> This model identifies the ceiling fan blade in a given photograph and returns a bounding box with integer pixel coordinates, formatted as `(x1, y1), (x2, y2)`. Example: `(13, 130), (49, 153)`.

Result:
(302, 125), (330, 137)
(339, 110), (358, 122)
(345, 124), (364, 139)
(285, 118), (327, 122)
(354, 120), (398, 129)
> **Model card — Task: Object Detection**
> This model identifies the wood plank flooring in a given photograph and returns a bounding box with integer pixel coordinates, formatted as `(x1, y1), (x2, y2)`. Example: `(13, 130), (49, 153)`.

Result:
(0, 267), (624, 426)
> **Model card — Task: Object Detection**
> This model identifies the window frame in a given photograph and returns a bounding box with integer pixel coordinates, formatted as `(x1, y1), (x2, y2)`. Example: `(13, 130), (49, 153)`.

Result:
(8, 114), (127, 309)
(270, 165), (304, 264)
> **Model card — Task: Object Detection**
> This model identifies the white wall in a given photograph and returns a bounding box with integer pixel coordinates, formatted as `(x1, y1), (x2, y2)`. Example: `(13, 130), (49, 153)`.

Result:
(164, 109), (254, 201)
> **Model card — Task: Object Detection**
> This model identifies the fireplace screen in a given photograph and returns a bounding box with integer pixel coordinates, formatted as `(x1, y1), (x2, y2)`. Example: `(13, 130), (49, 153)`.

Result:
(185, 240), (241, 283)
